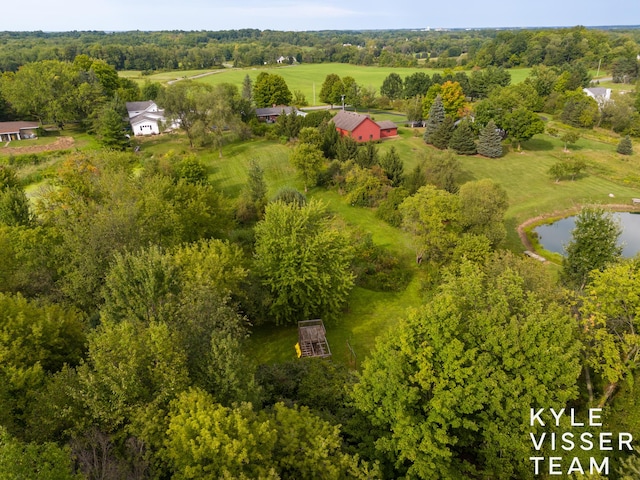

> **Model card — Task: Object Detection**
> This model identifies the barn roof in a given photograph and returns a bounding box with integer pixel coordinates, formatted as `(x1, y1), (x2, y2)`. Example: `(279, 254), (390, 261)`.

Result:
(331, 110), (371, 132)
(0, 121), (39, 135)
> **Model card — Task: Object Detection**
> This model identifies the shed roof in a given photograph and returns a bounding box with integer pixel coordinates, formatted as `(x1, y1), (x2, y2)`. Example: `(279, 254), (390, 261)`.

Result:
(0, 121), (39, 135)
(376, 120), (397, 130)
(331, 110), (370, 132)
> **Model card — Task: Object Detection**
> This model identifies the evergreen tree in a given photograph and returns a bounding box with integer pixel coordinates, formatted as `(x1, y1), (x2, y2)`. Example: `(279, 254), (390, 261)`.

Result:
(336, 136), (359, 162)
(241, 74), (253, 101)
(94, 104), (129, 151)
(477, 120), (503, 158)
(430, 116), (455, 150)
(423, 95), (445, 145)
(355, 141), (379, 168)
(379, 147), (404, 187)
(320, 121), (340, 159)
(617, 135), (633, 155)
(449, 119), (477, 155)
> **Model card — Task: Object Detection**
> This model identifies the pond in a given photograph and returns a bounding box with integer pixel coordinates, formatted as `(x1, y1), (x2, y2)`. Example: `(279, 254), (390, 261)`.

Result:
(534, 212), (640, 258)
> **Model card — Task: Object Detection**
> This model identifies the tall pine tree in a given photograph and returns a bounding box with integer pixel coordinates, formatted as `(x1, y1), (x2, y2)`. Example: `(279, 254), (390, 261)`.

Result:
(431, 116), (455, 150)
(449, 119), (477, 155)
(423, 95), (445, 145)
(477, 120), (503, 158)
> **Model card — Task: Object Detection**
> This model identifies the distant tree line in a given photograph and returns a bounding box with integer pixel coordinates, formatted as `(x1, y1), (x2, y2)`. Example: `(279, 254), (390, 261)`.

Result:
(0, 26), (638, 74)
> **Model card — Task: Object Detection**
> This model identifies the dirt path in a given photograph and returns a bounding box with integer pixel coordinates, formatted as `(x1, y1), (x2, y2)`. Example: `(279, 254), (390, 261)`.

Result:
(2, 136), (75, 155)
(517, 203), (640, 251)
(166, 69), (228, 85)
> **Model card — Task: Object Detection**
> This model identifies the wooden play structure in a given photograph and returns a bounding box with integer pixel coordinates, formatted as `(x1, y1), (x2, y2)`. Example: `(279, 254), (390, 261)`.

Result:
(296, 319), (331, 358)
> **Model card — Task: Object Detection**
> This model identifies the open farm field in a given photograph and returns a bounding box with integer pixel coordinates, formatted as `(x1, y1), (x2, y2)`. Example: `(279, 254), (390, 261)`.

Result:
(120, 64), (533, 106)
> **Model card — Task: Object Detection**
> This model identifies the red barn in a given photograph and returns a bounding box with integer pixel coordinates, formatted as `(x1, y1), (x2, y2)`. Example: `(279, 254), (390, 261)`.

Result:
(332, 111), (381, 142)
(331, 111), (398, 142)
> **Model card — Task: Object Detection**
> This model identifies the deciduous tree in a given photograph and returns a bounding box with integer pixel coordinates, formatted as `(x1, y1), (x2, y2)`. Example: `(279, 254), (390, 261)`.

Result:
(399, 184), (461, 263)
(561, 206), (622, 290)
(289, 142), (324, 192)
(352, 260), (581, 479)
(319, 73), (344, 108)
(580, 259), (640, 406)
(380, 72), (403, 100)
(254, 200), (354, 324)
(458, 178), (508, 247)
(253, 72), (292, 108)
(504, 107), (544, 150)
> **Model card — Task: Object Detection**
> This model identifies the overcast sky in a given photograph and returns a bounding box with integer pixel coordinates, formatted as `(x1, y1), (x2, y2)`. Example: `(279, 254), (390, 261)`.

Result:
(3, 0), (639, 31)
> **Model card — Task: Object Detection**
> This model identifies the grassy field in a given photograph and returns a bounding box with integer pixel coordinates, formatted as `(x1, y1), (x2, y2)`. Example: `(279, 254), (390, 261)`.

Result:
(131, 122), (640, 365)
(119, 64), (533, 107)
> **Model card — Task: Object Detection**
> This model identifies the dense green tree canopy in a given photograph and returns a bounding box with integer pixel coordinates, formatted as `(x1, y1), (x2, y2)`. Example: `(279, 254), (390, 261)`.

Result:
(353, 260), (582, 479)
(504, 107), (545, 150)
(253, 72), (292, 108)
(254, 200), (354, 325)
(380, 72), (404, 100)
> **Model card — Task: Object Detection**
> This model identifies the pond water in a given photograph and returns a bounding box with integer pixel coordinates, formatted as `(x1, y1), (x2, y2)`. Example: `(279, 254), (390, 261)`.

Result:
(534, 212), (640, 258)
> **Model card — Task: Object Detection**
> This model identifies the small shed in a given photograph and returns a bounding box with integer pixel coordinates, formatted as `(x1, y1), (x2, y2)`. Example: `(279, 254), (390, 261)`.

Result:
(297, 319), (331, 358)
(0, 121), (39, 142)
(377, 120), (398, 138)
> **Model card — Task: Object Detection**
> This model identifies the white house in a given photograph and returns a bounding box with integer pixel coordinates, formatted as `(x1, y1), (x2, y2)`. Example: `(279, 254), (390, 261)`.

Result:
(125, 101), (175, 136)
(583, 87), (612, 109)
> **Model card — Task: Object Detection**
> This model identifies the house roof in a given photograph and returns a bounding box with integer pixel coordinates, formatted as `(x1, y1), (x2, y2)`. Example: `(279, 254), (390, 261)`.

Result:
(255, 106), (297, 117)
(0, 121), (40, 135)
(584, 87), (609, 98)
(331, 111), (371, 132)
(130, 111), (165, 126)
(126, 100), (156, 112)
(376, 120), (397, 130)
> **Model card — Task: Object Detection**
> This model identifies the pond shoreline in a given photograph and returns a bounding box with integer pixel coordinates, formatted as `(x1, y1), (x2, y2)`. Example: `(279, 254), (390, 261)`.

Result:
(516, 204), (640, 253)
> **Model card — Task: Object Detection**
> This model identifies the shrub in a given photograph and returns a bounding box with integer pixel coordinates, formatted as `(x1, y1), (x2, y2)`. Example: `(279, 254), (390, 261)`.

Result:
(617, 135), (633, 155)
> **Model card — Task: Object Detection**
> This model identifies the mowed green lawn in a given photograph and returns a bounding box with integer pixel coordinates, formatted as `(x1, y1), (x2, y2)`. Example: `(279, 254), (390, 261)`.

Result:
(126, 124), (640, 366)
(120, 64), (533, 106)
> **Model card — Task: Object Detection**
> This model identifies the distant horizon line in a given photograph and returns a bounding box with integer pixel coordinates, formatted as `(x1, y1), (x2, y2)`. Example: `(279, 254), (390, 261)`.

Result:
(2, 24), (640, 34)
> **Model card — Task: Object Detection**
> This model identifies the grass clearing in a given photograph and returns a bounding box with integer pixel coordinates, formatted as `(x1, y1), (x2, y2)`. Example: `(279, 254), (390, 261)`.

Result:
(124, 120), (640, 367)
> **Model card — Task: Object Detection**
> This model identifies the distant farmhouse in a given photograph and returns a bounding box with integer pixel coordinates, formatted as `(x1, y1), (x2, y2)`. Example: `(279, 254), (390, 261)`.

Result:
(583, 87), (612, 109)
(331, 110), (398, 142)
(255, 106), (306, 123)
(126, 101), (174, 136)
(276, 55), (297, 64)
(0, 121), (39, 142)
